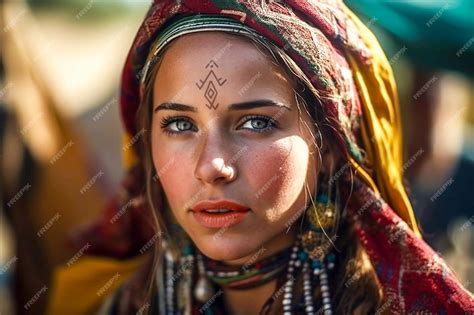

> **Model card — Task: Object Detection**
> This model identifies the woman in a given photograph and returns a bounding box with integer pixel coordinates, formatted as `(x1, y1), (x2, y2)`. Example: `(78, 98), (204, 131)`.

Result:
(47, 1), (473, 314)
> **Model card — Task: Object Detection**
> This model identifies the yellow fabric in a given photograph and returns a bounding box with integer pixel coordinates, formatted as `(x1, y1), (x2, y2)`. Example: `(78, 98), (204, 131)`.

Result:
(46, 256), (146, 315)
(123, 132), (139, 169)
(342, 5), (421, 237)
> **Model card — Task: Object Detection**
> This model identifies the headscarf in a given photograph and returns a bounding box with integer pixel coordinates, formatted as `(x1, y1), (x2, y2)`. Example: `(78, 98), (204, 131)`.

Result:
(47, 1), (474, 314)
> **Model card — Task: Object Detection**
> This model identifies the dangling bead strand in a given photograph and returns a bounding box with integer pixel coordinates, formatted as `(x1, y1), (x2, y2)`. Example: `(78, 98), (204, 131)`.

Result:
(194, 252), (215, 303)
(180, 245), (194, 315)
(318, 261), (333, 315)
(165, 249), (176, 315)
(303, 261), (315, 315)
(282, 237), (301, 315)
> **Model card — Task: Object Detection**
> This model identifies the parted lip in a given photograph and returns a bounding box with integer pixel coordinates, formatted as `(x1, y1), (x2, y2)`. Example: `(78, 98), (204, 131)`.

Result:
(191, 200), (250, 212)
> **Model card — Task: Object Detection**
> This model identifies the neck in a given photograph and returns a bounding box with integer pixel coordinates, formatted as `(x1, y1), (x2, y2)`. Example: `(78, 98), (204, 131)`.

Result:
(222, 226), (297, 266)
(212, 228), (297, 314)
(223, 279), (278, 315)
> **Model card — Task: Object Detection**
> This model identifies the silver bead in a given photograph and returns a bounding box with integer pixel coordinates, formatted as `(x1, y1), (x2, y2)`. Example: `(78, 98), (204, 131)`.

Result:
(194, 277), (214, 303)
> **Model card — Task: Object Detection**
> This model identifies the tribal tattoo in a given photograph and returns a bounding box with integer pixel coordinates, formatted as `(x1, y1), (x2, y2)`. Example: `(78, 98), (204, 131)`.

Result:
(195, 60), (227, 110)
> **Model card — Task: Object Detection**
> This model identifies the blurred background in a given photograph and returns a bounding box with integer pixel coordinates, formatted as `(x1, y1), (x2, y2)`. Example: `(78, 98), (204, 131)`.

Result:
(0, 0), (473, 314)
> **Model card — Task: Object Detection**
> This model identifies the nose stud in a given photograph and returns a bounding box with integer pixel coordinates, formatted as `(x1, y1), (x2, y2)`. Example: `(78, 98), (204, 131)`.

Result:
(222, 165), (235, 179)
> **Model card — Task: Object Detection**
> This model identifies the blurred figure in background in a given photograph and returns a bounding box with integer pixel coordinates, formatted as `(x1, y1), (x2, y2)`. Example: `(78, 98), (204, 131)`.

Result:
(1, 0), (148, 314)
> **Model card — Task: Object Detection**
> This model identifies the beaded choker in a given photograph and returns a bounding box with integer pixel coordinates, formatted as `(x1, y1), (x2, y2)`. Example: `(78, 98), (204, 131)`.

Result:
(199, 246), (292, 290)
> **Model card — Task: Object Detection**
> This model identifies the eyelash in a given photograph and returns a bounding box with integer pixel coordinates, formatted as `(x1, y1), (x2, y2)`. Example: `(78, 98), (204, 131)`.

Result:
(159, 114), (279, 136)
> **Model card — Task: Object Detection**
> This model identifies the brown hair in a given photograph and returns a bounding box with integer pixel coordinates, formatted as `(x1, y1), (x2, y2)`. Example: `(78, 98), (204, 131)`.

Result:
(134, 31), (383, 314)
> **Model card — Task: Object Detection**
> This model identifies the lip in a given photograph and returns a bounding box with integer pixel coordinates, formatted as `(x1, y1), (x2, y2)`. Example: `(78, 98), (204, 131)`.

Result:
(191, 200), (250, 212)
(191, 200), (251, 229)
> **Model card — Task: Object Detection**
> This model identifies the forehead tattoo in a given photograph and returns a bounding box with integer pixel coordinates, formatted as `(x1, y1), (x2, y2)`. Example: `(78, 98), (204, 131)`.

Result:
(195, 60), (227, 110)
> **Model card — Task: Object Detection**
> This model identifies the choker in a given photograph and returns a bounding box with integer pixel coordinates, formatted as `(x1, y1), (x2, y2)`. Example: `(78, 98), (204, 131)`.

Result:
(199, 246), (292, 290)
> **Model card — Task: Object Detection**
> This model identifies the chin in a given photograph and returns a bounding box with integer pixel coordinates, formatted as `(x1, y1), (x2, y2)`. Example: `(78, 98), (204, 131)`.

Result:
(191, 233), (260, 262)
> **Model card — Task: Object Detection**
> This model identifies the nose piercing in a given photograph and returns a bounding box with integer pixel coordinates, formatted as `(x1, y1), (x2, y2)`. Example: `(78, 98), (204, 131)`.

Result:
(222, 165), (235, 178)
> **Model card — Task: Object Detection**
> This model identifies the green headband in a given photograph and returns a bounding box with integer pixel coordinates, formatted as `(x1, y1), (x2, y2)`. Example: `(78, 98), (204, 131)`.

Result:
(140, 14), (267, 90)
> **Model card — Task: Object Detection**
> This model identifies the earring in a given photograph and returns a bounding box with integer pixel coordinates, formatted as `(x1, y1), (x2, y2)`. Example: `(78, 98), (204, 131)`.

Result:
(299, 178), (338, 315)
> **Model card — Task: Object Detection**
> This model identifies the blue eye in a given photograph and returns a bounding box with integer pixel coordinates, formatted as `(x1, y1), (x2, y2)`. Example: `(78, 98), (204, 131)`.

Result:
(159, 114), (278, 136)
(239, 115), (278, 133)
(160, 116), (196, 135)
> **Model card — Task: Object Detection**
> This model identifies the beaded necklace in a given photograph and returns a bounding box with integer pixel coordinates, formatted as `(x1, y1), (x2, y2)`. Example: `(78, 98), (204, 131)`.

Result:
(199, 246), (291, 290)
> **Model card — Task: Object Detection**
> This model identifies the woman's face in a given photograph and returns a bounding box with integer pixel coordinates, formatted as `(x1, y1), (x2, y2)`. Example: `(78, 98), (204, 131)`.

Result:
(151, 32), (318, 263)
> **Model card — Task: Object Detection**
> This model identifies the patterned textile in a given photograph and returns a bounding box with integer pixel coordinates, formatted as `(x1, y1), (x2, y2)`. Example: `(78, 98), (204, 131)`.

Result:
(47, 1), (474, 314)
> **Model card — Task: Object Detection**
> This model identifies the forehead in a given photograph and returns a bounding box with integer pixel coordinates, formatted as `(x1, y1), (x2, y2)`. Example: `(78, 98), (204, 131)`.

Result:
(152, 32), (295, 107)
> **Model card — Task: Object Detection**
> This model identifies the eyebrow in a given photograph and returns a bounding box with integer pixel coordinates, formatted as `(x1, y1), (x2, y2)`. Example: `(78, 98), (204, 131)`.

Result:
(153, 99), (292, 113)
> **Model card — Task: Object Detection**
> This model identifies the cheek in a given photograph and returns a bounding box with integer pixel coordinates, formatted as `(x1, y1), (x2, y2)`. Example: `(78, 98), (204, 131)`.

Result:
(151, 139), (194, 211)
(245, 135), (313, 214)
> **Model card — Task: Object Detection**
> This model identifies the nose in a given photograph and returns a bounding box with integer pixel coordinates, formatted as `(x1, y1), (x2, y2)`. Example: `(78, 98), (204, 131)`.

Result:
(194, 134), (237, 185)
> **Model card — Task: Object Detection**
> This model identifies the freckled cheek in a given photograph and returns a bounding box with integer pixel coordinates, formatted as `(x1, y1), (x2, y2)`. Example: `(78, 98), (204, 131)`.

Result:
(244, 138), (310, 209)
